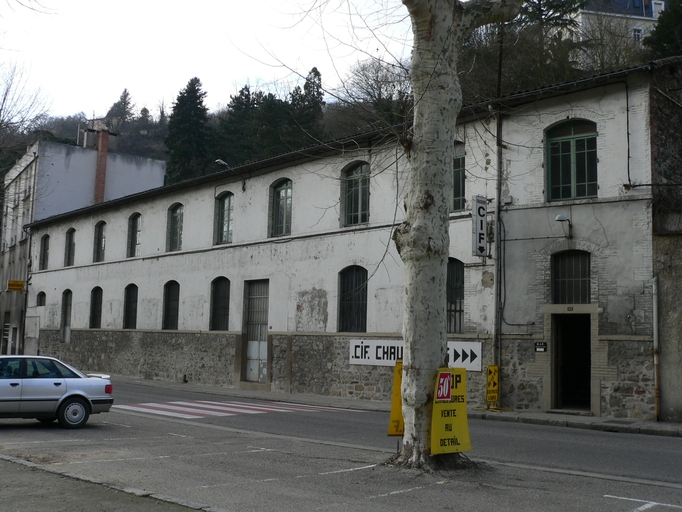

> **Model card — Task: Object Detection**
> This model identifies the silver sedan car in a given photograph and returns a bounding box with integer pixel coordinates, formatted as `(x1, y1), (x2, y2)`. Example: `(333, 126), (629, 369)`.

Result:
(0, 355), (113, 428)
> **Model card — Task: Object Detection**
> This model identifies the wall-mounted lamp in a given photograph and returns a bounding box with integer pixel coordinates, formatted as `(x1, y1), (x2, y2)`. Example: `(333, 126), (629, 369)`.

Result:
(555, 214), (572, 239)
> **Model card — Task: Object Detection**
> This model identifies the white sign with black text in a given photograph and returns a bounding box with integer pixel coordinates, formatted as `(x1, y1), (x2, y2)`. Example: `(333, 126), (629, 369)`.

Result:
(472, 195), (487, 257)
(349, 339), (482, 372)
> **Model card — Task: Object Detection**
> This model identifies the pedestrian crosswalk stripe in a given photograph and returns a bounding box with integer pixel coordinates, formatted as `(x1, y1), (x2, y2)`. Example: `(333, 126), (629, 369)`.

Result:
(112, 399), (356, 420)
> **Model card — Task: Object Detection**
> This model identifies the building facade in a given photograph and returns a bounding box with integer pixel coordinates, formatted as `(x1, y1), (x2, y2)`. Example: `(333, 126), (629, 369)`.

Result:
(1, 131), (166, 355)
(24, 59), (682, 421)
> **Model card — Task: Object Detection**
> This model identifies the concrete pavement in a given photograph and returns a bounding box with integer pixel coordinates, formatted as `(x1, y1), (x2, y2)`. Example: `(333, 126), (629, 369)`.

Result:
(2, 375), (680, 512)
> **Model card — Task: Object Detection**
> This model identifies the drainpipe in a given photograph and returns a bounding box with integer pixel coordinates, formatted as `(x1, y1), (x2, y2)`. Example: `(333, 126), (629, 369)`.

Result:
(653, 276), (660, 421)
(494, 108), (503, 368)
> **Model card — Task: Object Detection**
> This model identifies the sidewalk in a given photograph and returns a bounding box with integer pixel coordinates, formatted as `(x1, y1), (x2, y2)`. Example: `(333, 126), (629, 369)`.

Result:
(113, 374), (682, 438)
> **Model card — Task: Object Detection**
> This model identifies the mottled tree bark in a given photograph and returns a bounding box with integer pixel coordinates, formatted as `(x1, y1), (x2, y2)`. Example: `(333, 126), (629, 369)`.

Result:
(392, 0), (522, 468)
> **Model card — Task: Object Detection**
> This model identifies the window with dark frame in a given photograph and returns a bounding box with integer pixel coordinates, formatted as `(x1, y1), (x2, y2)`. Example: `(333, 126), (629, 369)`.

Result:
(127, 213), (141, 258)
(210, 277), (230, 330)
(552, 250), (591, 304)
(344, 162), (370, 226)
(271, 179), (292, 237)
(36, 292), (46, 307)
(123, 284), (138, 329)
(451, 153), (465, 212)
(39, 235), (49, 270)
(162, 280), (180, 330)
(64, 228), (75, 266)
(215, 193), (234, 245)
(547, 120), (597, 201)
(338, 265), (368, 332)
(446, 258), (464, 333)
(167, 204), (183, 251)
(60, 289), (72, 343)
(89, 287), (103, 328)
(93, 221), (106, 262)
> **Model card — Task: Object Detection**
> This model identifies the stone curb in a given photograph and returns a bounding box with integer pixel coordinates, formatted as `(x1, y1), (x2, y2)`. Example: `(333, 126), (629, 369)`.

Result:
(468, 411), (682, 437)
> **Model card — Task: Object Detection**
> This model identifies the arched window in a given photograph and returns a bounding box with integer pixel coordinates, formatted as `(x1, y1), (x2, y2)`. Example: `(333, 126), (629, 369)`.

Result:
(60, 289), (72, 343)
(451, 143), (465, 212)
(547, 120), (597, 201)
(123, 284), (138, 329)
(93, 221), (106, 262)
(167, 204), (184, 252)
(215, 193), (234, 245)
(39, 234), (49, 270)
(271, 179), (292, 237)
(210, 277), (230, 330)
(163, 280), (180, 330)
(447, 258), (465, 333)
(338, 265), (368, 332)
(64, 228), (76, 267)
(343, 162), (370, 226)
(552, 250), (590, 304)
(127, 213), (142, 258)
(36, 292), (46, 307)
(89, 287), (103, 328)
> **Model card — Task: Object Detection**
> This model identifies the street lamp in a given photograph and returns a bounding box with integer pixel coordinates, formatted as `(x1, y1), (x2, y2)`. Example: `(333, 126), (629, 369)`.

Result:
(555, 214), (572, 239)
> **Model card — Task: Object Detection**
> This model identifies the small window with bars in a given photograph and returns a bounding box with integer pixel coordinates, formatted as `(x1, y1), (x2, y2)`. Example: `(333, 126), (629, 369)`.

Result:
(163, 280), (180, 330)
(338, 266), (368, 332)
(552, 250), (590, 304)
(123, 284), (138, 329)
(447, 258), (464, 333)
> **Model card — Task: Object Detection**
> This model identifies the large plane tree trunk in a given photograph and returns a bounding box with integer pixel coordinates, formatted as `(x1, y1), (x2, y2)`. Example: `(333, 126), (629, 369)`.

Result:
(392, 0), (522, 469)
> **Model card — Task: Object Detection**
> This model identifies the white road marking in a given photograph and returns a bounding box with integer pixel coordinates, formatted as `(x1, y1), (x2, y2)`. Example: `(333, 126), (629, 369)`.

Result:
(368, 481), (446, 499)
(318, 464), (377, 475)
(51, 455), (171, 465)
(112, 399), (356, 420)
(101, 421), (131, 428)
(604, 495), (682, 510)
(1, 439), (85, 446)
(112, 405), (202, 419)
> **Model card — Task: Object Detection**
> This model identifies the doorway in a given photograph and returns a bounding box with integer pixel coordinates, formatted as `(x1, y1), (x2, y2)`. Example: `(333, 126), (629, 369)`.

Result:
(553, 314), (591, 410)
(244, 280), (269, 383)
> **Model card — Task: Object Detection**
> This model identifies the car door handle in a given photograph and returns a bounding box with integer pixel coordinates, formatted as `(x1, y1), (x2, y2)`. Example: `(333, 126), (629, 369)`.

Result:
(53, 382), (62, 387)
(10, 383), (19, 387)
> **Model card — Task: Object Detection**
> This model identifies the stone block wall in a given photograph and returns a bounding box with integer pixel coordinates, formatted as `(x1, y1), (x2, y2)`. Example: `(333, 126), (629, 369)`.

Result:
(499, 333), (655, 419)
(39, 328), (237, 387)
(37, 328), (653, 418)
(602, 340), (655, 420)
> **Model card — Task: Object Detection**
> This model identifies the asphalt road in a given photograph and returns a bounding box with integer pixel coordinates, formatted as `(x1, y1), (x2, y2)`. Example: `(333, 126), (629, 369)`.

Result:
(1, 379), (680, 511)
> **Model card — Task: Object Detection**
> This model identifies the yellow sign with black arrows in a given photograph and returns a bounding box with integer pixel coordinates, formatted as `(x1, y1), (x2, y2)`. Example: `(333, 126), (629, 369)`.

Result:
(486, 364), (499, 403)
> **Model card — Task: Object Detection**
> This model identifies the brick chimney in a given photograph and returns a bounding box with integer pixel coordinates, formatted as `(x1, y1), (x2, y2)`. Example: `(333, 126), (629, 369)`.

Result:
(94, 129), (109, 204)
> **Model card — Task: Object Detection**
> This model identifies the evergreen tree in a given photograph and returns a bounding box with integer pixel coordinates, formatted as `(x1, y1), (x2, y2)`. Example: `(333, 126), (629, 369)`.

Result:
(288, 67), (326, 146)
(214, 68), (326, 168)
(215, 86), (256, 167)
(644, 0), (682, 59)
(165, 77), (212, 183)
(105, 89), (135, 132)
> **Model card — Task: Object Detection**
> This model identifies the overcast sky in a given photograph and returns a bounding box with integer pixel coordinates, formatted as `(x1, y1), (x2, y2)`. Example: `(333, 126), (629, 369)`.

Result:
(2, 0), (411, 120)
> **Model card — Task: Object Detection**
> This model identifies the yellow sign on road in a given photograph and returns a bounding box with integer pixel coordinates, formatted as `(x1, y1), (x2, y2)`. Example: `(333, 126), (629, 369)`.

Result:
(388, 360), (404, 436)
(430, 367), (471, 454)
(7, 280), (24, 292)
(486, 365), (499, 403)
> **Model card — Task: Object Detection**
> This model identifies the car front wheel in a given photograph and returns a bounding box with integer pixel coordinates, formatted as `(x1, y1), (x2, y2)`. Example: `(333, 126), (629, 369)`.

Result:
(57, 397), (90, 429)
